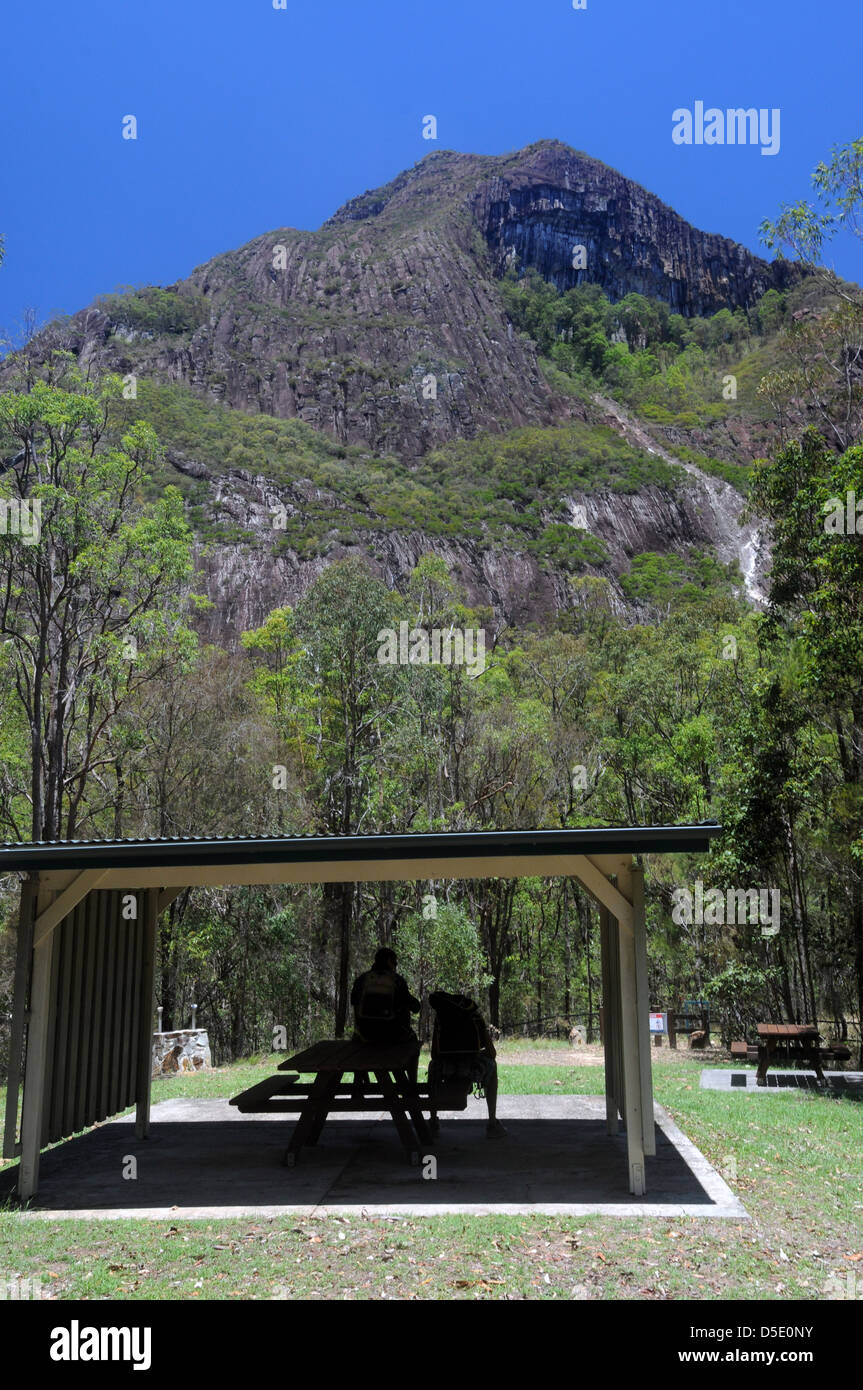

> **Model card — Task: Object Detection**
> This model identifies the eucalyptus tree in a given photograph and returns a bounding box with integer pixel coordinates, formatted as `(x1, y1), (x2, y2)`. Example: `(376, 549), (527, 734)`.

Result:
(746, 430), (863, 1057)
(0, 360), (196, 841)
(243, 558), (406, 1033)
(759, 139), (863, 450)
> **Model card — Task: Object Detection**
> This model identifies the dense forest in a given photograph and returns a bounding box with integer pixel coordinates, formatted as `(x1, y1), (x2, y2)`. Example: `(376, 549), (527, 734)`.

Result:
(1, 143), (862, 1069)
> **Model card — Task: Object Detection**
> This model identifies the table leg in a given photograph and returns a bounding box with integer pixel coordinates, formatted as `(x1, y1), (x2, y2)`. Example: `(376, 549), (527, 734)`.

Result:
(393, 1067), (433, 1147)
(373, 1070), (424, 1161)
(285, 1072), (339, 1164)
(756, 1042), (770, 1086)
(307, 1070), (345, 1145)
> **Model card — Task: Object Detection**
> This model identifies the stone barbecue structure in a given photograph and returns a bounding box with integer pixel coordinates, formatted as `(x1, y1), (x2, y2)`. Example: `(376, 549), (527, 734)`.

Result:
(151, 1028), (212, 1077)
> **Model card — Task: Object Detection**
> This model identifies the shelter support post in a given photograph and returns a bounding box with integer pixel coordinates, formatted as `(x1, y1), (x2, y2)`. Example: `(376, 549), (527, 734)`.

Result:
(599, 906), (618, 1133)
(18, 883), (55, 1200)
(615, 858), (647, 1196)
(135, 889), (159, 1139)
(631, 864), (656, 1157)
(3, 879), (36, 1160)
(613, 922), (625, 1126)
(591, 854), (654, 1195)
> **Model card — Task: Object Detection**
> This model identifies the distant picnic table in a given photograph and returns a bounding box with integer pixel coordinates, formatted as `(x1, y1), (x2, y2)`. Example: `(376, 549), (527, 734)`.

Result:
(230, 1038), (434, 1164)
(756, 1023), (825, 1086)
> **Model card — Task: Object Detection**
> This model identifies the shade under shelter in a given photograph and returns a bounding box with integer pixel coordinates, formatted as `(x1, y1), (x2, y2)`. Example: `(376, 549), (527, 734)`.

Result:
(0, 822), (721, 1201)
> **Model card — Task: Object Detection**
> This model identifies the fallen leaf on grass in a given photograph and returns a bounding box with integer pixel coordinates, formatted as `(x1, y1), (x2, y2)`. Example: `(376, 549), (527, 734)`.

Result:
(452, 1278), (505, 1290)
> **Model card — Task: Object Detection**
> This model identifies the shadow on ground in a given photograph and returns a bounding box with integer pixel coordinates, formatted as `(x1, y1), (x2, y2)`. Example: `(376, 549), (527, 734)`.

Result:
(1, 1095), (746, 1218)
(701, 1069), (863, 1098)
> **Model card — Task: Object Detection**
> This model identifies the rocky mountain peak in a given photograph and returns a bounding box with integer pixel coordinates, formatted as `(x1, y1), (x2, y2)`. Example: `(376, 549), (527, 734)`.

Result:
(17, 141), (796, 462)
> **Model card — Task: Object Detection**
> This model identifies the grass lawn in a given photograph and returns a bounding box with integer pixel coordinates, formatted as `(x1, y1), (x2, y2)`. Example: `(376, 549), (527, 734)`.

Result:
(1, 1046), (861, 1300)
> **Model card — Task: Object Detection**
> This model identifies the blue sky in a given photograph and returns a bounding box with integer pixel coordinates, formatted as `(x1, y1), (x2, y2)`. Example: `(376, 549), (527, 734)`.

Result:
(2, 0), (862, 331)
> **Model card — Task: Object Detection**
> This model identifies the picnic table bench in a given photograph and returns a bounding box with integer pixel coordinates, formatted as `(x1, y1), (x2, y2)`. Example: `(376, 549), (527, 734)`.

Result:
(731, 1032), (852, 1072)
(230, 1038), (451, 1165)
(755, 1023), (826, 1085)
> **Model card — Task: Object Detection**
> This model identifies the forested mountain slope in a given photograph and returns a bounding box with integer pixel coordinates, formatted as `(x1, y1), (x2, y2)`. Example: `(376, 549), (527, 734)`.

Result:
(6, 140), (817, 628)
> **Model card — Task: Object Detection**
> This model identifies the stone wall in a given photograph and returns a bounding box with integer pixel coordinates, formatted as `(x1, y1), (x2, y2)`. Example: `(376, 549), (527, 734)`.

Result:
(152, 1028), (212, 1077)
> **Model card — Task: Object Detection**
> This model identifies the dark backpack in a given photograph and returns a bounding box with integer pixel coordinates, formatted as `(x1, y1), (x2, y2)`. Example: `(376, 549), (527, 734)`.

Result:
(356, 970), (398, 1026)
(429, 991), (485, 1056)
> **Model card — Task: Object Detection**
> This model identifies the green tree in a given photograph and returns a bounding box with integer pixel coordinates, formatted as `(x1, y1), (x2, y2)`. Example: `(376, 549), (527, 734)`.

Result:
(243, 559), (404, 1033)
(760, 137), (863, 306)
(0, 364), (197, 840)
(395, 901), (491, 1037)
(747, 429), (863, 1058)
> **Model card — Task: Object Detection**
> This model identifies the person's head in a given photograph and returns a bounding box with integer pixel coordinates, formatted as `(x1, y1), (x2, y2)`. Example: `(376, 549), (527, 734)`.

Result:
(373, 947), (397, 973)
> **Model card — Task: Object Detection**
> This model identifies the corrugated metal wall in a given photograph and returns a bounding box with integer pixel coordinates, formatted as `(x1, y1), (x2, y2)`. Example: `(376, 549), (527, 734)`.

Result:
(39, 889), (147, 1145)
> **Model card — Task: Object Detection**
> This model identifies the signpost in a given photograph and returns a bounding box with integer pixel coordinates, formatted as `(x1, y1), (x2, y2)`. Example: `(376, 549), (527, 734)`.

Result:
(649, 1011), (667, 1047)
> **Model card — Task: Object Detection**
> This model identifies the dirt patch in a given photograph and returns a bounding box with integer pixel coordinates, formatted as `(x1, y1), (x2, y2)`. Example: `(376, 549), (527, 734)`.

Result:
(498, 1046), (604, 1067)
(497, 1043), (732, 1068)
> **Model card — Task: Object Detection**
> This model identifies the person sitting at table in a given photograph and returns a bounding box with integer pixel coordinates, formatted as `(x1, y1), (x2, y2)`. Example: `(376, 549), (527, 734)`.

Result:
(428, 990), (506, 1138)
(351, 947), (421, 1081)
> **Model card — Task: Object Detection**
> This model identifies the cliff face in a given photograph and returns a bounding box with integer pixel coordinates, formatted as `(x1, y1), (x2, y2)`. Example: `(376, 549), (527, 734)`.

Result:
(471, 142), (797, 314)
(59, 140), (792, 461)
(190, 451), (748, 645)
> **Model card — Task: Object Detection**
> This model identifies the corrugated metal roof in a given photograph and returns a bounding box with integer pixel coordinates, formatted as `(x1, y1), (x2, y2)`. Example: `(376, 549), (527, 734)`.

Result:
(0, 823), (722, 872)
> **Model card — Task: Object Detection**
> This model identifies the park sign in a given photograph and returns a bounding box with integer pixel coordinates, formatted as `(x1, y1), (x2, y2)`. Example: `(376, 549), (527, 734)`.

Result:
(649, 1011), (668, 1034)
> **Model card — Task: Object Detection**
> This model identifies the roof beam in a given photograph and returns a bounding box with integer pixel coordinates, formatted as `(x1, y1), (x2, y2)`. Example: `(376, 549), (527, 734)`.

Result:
(28, 855), (648, 910)
(570, 855), (634, 928)
(33, 869), (109, 946)
(157, 887), (186, 914)
(31, 853), (639, 894)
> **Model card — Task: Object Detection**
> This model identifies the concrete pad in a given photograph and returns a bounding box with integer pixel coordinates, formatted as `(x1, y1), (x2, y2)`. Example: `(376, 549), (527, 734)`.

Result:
(701, 1069), (863, 1095)
(2, 1094), (748, 1221)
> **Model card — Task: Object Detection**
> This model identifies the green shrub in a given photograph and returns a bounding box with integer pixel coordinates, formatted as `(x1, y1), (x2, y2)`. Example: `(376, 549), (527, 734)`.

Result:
(97, 286), (208, 336)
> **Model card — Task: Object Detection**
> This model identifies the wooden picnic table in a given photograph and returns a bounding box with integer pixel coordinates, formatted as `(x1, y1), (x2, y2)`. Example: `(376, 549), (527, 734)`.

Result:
(230, 1038), (433, 1165)
(755, 1023), (825, 1086)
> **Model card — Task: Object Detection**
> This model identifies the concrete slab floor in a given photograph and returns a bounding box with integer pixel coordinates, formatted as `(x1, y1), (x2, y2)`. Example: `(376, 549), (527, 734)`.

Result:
(2, 1094), (747, 1221)
(701, 1069), (863, 1094)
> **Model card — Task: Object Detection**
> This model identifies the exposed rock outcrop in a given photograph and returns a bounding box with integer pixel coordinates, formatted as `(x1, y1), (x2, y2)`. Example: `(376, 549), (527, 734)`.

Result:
(29, 141), (794, 462)
(185, 450), (753, 645)
(471, 141), (796, 314)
